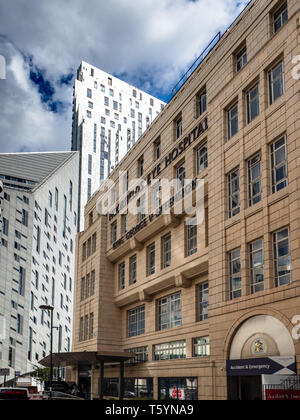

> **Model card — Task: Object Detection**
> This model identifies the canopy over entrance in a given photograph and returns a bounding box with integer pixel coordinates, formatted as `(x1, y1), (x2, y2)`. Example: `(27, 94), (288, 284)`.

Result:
(39, 351), (134, 400)
(39, 351), (133, 367)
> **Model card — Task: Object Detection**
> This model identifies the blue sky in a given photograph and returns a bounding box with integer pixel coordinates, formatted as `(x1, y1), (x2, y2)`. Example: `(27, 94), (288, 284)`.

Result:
(0, 0), (250, 154)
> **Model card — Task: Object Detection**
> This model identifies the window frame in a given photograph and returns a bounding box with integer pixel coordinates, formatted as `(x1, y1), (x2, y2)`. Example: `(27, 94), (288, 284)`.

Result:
(270, 136), (288, 194)
(129, 255), (137, 285)
(273, 227), (291, 287)
(128, 305), (145, 337)
(197, 282), (209, 322)
(119, 262), (125, 290)
(228, 168), (240, 218)
(196, 142), (208, 174)
(236, 47), (247, 73)
(229, 248), (242, 300)
(248, 154), (262, 206)
(249, 239), (264, 294)
(193, 336), (210, 358)
(161, 233), (171, 269)
(147, 243), (156, 276)
(157, 292), (182, 331)
(273, 2), (288, 34)
(186, 217), (198, 257)
(246, 83), (260, 124)
(227, 103), (239, 140)
(268, 61), (285, 105)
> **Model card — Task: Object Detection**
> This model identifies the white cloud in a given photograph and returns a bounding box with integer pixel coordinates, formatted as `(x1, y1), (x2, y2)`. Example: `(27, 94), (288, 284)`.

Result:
(0, 0), (249, 153)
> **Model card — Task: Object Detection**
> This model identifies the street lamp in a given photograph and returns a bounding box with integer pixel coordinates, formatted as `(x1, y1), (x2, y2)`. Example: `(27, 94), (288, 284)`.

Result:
(39, 305), (54, 399)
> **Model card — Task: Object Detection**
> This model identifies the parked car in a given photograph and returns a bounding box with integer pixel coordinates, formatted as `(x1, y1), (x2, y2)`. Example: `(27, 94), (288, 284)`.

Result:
(0, 388), (29, 400)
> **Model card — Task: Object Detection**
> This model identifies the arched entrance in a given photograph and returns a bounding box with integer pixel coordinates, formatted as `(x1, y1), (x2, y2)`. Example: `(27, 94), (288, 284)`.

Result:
(225, 315), (296, 400)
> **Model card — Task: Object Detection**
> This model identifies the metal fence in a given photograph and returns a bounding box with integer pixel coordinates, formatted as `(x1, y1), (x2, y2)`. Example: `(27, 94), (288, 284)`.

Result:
(264, 377), (300, 400)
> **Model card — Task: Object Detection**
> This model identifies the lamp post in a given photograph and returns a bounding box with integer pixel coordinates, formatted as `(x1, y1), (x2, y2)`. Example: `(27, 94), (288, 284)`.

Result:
(39, 305), (54, 400)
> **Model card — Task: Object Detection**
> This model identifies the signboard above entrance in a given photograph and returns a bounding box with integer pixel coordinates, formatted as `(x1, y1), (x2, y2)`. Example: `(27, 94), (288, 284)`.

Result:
(227, 356), (296, 376)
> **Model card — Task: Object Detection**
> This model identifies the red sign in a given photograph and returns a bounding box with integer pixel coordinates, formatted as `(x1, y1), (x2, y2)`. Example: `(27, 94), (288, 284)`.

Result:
(266, 389), (300, 400)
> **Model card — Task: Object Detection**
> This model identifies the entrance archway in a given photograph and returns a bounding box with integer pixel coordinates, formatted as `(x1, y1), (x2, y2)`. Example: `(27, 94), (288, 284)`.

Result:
(225, 314), (296, 400)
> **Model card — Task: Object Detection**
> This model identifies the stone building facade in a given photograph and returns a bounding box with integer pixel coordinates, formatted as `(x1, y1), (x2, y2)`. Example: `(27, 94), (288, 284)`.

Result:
(70, 0), (300, 400)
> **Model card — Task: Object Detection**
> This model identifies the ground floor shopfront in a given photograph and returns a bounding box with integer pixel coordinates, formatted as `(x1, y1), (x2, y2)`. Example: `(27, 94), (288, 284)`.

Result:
(42, 309), (300, 400)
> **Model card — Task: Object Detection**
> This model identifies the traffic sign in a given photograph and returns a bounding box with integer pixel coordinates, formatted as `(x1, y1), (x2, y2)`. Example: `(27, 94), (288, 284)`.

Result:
(0, 368), (10, 376)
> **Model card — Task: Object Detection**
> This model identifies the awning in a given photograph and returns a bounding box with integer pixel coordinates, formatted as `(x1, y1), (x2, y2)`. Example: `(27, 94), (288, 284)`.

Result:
(39, 351), (135, 368)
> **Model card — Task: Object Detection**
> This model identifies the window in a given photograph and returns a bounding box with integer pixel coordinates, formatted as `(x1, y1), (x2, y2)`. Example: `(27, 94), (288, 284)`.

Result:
(86, 110), (92, 119)
(269, 61), (284, 104)
(87, 237), (91, 258)
(246, 84), (260, 123)
(109, 88), (114, 97)
(162, 233), (171, 269)
(82, 242), (87, 262)
(83, 316), (88, 341)
(198, 282), (208, 321)
(229, 249), (242, 299)
(128, 306), (145, 337)
(17, 314), (23, 335)
(108, 77), (112, 86)
(271, 136), (288, 193)
(249, 239), (264, 293)
(150, 98), (154, 107)
(137, 194), (146, 223)
(186, 218), (197, 256)
(196, 142), (208, 174)
(89, 313), (94, 340)
(90, 270), (95, 296)
(158, 292), (181, 331)
(92, 233), (97, 253)
(19, 267), (26, 296)
(175, 116), (182, 140)
(154, 340), (186, 361)
(111, 222), (117, 244)
(151, 182), (161, 212)
(36, 226), (41, 253)
(104, 96), (109, 106)
(125, 347), (148, 364)
(121, 214), (127, 235)
(228, 169), (240, 218)
(2, 217), (9, 236)
(119, 262), (125, 290)
(62, 195), (67, 238)
(81, 277), (85, 301)
(138, 156), (144, 177)
(273, 228), (291, 287)
(147, 243), (155, 276)
(196, 90), (207, 117)
(158, 377), (197, 400)
(48, 191), (53, 207)
(55, 188), (59, 211)
(87, 88), (92, 99)
(129, 255), (137, 285)
(79, 317), (84, 342)
(236, 47), (247, 73)
(87, 178), (92, 201)
(154, 138), (161, 160)
(273, 2), (288, 33)
(227, 103), (238, 139)
(193, 337), (210, 357)
(69, 181), (73, 211)
(88, 154), (92, 175)
(22, 209), (28, 227)
(176, 163), (185, 191)
(248, 154), (262, 206)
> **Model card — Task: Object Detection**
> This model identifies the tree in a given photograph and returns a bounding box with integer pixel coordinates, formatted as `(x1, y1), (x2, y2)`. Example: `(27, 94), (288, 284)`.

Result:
(31, 366), (51, 384)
